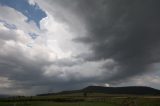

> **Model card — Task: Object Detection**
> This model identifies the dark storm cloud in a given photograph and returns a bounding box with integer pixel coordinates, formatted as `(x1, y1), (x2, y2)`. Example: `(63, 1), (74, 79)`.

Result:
(69, 0), (160, 82)
(1, 0), (160, 95)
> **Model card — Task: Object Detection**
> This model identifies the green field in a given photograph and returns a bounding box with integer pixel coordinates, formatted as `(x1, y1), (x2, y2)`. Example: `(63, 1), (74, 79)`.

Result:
(0, 93), (160, 106)
(0, 102), (116, 106)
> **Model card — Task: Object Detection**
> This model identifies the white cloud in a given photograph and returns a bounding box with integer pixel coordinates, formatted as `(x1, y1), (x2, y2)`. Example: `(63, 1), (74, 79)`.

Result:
(43, 59), (116, 82)
(0, 3), (94, 95)
(28, 0), (36, 5)
(104, 83), (110, 87)
(1, 0), (159, 95)
(0, 77), (12, 88)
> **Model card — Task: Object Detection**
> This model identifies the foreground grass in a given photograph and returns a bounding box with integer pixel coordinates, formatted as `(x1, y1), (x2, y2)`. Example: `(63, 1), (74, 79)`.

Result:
(0, 100), (160, 106)
(0, 93), (160, 106)
(0, 102), (116, 106)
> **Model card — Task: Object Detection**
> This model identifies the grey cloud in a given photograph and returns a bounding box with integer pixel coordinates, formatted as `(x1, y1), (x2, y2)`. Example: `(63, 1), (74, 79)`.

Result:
(0, 33), (107, 95)
(1, 0), (160, 95)
(64, 0), (160, 82)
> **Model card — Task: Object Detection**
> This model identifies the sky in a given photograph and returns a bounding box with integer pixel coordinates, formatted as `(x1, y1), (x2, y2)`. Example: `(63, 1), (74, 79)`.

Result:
(0, 0), (160, 96)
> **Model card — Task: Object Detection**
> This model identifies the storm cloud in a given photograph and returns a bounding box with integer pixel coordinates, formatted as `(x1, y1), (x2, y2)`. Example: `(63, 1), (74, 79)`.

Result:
(68, 0), (160, 82)
(0, 0), (160, 95)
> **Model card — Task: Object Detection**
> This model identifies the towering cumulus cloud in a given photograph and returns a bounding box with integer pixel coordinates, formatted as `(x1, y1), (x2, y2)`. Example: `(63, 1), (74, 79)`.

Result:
(36, 0), (160, 85)
(0, 0), (160, 95)
(66, 0), (160, 82)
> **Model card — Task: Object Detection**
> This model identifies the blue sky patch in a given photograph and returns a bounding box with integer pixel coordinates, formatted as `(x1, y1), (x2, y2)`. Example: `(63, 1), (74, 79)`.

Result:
(0, 0), (46, 28)
(0, 19), (17, 30)
(29, 32), (39, 40)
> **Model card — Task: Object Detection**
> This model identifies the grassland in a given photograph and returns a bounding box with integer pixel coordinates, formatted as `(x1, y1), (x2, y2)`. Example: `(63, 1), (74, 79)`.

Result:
(0, 102), (116, 106)
(0, 93), (160, 106)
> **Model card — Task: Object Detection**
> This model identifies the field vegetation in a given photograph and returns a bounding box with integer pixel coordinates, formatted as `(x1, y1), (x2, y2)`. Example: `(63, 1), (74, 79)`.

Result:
(0, 93), (160, 106)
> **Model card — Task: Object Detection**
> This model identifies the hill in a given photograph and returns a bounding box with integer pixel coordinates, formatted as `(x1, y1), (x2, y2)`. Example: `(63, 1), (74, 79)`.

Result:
(0, 94), (10, 98)
(37, 86), (160, 96)
(82, 86), (160, 95)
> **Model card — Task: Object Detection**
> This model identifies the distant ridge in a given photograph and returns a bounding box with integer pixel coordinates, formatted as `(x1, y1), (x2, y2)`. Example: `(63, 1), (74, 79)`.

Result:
(0, 94), (10, 98)
(37, 86), (160, 96)
(82, 86), (160, 95)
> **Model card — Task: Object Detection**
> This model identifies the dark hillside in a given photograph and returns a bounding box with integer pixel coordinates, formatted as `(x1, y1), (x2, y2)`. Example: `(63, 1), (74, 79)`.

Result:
(37, 86), (160, 96)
